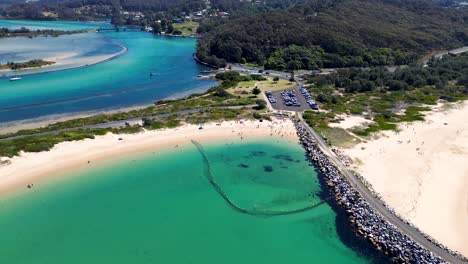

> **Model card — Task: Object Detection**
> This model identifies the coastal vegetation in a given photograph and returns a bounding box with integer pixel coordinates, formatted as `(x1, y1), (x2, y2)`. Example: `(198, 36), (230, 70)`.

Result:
(0, 59), (55, 70)
(0, 27), (89, 38)
(0, 81), (263, 157)
(196, 0), (468, 68)
(0, 89), (255, 136)
(0, 4), (467, 263)
(301, 53), (468, 143)
(0, 105), (256, 158)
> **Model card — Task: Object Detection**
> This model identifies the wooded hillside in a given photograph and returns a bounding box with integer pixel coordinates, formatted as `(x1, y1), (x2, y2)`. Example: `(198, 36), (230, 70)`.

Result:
(196, 0), (468, 69)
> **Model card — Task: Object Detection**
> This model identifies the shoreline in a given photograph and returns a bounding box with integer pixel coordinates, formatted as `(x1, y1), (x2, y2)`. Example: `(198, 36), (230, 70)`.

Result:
(0, 33), (128, 79)
(192, 53), (220, 69)
(0, 104), (153, 134)
(1, 114), (465, 262)
(0, 118), (298, 197)
(0, 60), (56, 72)
(294, 121), (465, 263)
(0, 80), (218, 134)
(342, 101), (468, 257)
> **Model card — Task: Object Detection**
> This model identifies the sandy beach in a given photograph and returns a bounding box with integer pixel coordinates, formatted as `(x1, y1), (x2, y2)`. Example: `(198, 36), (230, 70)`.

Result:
(343, 101), (468, 257)
(0, 118), (298, 196)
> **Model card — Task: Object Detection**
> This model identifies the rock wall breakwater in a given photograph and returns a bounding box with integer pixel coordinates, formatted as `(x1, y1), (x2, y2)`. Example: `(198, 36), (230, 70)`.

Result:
(295, 121), (445, 263)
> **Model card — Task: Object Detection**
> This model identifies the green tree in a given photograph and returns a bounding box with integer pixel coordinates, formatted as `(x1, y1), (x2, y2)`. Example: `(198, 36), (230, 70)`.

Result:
(160, 19), (168, 30)
(289, 71), (295, 82)
(151, 22), (161, 33)
(252, 87), (261, 95)
(255, 99), (267, 110)
(167, 23), (174, 34)
(317, 93), (330, 103)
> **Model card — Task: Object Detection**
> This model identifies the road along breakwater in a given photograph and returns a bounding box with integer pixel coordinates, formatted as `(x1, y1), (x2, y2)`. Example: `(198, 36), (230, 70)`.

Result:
(353, 171), (468, 262)
(294, 121), (447, 263)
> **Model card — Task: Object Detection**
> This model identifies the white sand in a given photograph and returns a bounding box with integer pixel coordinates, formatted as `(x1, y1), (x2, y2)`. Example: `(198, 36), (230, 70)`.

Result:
(44, 53), (120, 68)
(329, 114), (373, 130)
(0, 118), (298, 196)
(343, 101), (468, 256)
(0, 42), (127, 77)
(0, 52), (114, 75)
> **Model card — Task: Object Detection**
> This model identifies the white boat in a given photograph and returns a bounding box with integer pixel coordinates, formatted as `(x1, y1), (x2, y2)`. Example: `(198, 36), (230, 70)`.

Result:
(9, 76), (22, 81)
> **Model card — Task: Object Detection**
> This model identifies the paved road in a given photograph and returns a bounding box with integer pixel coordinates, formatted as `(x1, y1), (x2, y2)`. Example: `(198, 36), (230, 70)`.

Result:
(298, 114), (465, 264)
(232, 45), (468, 77)
(422, 46), (468, 66)
(229, 65), (294, 80)
(0, 105), (255, 142)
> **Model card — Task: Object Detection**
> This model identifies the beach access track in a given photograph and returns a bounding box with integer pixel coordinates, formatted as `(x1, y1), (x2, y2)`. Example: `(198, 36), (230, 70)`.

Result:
(0, 105), (256, 142)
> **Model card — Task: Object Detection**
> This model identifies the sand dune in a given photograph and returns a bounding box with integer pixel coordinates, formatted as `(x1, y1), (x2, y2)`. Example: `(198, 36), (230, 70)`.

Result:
(343, 101), (468, 257)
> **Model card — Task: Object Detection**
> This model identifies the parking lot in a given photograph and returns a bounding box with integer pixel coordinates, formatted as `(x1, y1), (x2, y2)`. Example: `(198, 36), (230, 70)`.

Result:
(265, 87), (318, 112)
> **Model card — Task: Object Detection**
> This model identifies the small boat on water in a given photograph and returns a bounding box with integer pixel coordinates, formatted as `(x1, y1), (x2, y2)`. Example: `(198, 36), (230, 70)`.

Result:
(9, 76), (22, 81)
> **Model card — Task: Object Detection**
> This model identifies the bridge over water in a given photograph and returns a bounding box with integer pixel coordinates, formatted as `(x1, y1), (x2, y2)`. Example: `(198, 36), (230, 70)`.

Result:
(97, 25), (144, 32)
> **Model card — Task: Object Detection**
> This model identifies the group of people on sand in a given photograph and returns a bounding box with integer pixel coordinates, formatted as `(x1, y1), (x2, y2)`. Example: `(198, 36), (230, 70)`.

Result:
(295, 121), (451, 263)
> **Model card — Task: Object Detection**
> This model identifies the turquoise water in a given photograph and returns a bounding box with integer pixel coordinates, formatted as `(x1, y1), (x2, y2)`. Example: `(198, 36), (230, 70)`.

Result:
(0, 21), (216, 123)
(0, 19), (109, 30)
(0, 139), (387, 263)
(0, 33), (124, 74)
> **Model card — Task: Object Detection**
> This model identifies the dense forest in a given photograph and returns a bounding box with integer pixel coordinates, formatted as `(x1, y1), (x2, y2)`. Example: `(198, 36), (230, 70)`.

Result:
(196, 0), (468, 69)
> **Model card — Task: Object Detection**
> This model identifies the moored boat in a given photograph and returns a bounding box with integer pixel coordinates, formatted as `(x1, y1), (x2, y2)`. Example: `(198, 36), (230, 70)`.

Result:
(9, 76), (22, 82)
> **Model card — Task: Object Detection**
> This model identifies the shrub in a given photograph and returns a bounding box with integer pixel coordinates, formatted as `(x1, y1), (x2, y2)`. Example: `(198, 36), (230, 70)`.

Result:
(142, 117), (152, 127)
(255, 99), (267, 110)
(253, 112), (262, 119)
(252, 87), (261, 95)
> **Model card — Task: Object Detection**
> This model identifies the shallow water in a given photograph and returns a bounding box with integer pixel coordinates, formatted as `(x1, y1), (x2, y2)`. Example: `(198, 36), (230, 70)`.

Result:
(0, 19), (108, 31)
(0, 33), (124, 74)
(0, 21), (216, 124)
(0, 139), (388, 263)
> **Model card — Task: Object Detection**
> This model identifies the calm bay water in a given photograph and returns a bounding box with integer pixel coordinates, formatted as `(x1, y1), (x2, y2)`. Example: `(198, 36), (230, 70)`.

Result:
(0, 19), (109, 30)
(0, 21), (216, 124)
(0, 139), (388, 263)
(0, 33), (125, 75)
